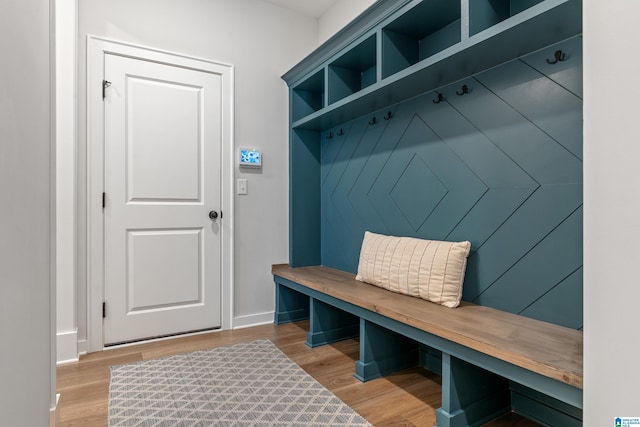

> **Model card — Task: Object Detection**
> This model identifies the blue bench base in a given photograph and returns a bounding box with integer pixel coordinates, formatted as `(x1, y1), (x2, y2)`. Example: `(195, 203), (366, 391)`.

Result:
(511, 382), (583, 427)
(437, 354), (510, 427)
(274, 275), (582, 427)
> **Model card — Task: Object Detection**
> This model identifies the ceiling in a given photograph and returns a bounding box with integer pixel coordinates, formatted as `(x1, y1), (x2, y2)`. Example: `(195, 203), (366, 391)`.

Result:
(262, 0), (339, 18)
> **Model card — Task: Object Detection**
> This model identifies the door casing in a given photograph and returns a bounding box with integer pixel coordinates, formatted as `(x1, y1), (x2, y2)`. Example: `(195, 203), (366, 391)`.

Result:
(87, 36), (234, 352)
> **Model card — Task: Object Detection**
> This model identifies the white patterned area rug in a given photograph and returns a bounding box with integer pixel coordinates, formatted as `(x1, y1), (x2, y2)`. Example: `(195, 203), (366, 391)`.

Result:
(108, 339), (372, 426)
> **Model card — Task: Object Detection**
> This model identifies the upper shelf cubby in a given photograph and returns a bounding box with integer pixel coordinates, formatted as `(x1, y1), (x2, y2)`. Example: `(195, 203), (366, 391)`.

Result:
(328, 34), (377, 105)
(382, 0), (461, 79)
(284, 0), (582, 130)
(291, 69), (325, 123)
(470, 0), (545, 35)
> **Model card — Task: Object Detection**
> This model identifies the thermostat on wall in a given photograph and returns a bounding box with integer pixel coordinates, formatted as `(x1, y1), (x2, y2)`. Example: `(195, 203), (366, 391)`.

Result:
(239, 148), (262, 168)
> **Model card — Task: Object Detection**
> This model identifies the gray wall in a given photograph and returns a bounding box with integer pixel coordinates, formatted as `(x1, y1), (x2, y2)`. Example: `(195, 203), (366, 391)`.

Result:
(318, 0), (377, 43)
(583, 0), (640, 424)
(0, 0), (55, 425)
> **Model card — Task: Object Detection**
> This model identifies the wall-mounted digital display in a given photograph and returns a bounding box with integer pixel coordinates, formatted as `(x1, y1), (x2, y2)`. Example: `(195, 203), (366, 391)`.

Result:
(239, 148), (261, 168)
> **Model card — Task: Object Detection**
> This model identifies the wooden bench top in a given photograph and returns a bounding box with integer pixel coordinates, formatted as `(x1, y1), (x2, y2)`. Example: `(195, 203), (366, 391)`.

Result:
(273, 263), (583, 390)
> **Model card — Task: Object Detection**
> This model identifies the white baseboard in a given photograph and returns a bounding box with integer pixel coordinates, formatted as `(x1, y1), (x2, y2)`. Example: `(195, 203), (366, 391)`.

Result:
(56, 329), (78, 365)
(71, 315), (275, 356)
(50, 393), (60, 427)
(77, 339), (88, 356)
(233, 312), (274, 329)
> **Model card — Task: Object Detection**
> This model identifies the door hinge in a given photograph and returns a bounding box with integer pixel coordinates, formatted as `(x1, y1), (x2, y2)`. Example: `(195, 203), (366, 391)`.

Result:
(102, 302), (106, 319)
(102, 192), (106, 209)
(102, 80), (112, 100)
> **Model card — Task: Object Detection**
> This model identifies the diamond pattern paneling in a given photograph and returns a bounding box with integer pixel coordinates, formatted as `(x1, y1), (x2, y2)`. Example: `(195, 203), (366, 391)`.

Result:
(319, 38), (583, 329)
(390, 154), (447, 231)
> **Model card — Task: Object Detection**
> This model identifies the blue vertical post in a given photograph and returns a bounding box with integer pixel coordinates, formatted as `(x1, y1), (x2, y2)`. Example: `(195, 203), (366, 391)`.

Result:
(436, 353), (510, 427)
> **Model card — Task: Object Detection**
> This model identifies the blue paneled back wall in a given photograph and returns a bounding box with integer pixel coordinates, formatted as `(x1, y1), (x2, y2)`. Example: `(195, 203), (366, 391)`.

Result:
(319, 37), (583, 329)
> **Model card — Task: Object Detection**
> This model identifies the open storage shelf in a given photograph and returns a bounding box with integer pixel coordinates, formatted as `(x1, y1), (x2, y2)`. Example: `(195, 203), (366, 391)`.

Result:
(328, 34), (377, 105)
(284, 0), (582, 271)
(382, 0), (461, 79)
(291, 69), (325, 123)
(287, 0), (581, 131)
(470, 0), (545, 36)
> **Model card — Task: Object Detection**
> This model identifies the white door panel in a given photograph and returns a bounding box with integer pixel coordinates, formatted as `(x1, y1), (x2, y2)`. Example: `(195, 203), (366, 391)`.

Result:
(127, 77), (202, 202)
(104, 53), (222, 344)
(127, 229), (202, 310)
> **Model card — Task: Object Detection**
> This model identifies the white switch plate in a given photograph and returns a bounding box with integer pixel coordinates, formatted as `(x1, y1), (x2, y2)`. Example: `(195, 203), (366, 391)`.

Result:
(237, 178), (248, 195)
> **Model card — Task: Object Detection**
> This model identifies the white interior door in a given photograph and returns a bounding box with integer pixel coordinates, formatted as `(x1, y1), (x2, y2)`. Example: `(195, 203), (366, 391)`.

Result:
(103, 53), (222, 345)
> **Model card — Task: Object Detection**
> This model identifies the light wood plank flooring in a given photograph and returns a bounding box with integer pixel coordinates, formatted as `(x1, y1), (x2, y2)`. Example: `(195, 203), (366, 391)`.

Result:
(56, 321), (539, 426)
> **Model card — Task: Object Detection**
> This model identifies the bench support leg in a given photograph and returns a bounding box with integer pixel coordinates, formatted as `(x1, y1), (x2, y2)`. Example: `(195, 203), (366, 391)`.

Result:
(274, 282), (310, 325)
(435, 353), (510, 427)
(306, 298), (359, 347)
(355, 319), (419, 382)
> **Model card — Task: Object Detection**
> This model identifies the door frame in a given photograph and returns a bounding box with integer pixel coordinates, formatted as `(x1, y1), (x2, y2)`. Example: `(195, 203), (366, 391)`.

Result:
(87, 36), (234, 352)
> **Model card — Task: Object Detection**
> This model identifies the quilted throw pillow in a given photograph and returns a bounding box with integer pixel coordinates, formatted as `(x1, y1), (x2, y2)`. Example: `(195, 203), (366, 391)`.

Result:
(355, 231), (471, 308)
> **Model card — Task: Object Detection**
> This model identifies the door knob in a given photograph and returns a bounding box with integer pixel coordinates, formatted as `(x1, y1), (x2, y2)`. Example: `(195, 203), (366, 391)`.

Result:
(209, 210), (219, 220)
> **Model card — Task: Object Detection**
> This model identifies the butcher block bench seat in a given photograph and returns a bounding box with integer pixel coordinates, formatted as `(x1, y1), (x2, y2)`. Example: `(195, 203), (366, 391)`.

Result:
(273, 264), (583, 427)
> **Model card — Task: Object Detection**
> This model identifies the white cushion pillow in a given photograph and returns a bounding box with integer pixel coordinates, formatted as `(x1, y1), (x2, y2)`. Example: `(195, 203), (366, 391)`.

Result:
(355, 231), (471, 308)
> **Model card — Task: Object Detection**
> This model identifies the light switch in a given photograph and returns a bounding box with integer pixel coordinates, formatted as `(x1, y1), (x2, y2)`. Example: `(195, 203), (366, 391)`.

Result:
(237, 179), (248, 195)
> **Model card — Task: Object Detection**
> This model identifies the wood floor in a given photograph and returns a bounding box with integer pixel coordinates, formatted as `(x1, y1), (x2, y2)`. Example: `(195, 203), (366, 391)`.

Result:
(56, 321), (540, 427)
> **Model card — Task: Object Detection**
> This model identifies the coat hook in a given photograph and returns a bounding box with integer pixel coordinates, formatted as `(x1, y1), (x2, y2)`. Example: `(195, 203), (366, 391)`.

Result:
(369, 117), (377, 125)
(546, 50), (566, 64)
(432, 93), (445, 104)
(327, 132), (333, 139)
(383, 111), (393, 120)
(337, 129), (344, 136)
(456, 85), (470, 96)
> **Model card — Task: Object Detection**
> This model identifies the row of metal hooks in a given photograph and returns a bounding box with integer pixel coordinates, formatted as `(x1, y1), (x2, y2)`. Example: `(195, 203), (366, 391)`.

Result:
(329, 49), (569, 137)
(326, 128), (344, 139)
(328, 111), (394, 138)
(432, 84), (470, 103)
(431, 49), (567, 104)
(369, 111), (393, 125)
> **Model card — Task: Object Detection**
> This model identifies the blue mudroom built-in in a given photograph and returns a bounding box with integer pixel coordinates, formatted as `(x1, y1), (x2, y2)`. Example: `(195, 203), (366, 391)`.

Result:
(279, 0), (584, 425)
(286, 0), (582, 330)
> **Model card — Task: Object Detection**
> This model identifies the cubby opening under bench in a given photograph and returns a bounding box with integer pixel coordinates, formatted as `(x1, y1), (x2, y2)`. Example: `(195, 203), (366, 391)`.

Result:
(273, 264), (583, 427)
